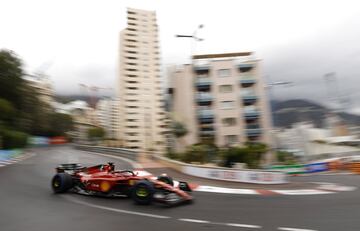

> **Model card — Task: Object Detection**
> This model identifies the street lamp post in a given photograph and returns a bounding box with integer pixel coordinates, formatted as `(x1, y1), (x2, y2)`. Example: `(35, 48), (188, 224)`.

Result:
(174, 25), (204, 150)
(175, 24), (204, 61)
(265, 77), (293, 165)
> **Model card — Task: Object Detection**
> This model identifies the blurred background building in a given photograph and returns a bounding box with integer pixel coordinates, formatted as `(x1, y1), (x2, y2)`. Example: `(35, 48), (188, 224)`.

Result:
(168, 52), (272, 152)
(275, 120), (360, 161)
(95, 98), (120, 140)
(54, 100), (97, 143)
(24, 73), (54, 107)
(118, 8), (166, 152)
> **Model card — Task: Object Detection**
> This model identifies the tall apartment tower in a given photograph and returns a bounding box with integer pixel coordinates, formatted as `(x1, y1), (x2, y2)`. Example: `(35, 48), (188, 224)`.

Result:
(118, 8), (166, 152)
(168, 52), (272, 151)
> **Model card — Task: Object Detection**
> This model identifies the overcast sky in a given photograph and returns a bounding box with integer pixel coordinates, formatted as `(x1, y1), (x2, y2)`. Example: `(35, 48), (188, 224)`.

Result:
(1, 0), (360, 114)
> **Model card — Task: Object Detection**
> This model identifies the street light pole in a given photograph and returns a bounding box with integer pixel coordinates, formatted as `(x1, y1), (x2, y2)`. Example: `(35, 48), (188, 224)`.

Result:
(174, 25), (204, 150)
(175, 24), (204, 61)
(265, 76), (293, 165)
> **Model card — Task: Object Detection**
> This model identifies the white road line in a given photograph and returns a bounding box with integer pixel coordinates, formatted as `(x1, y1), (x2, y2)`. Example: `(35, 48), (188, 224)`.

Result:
(178, 218), (210, 224)
(65, 196), (170, 219)
(271, 189), (335, 195)
(0, 160), (17, 164)
(226, 223), (262, 228)
(278, 227), (317, 231)
(195, 185), (258, 195)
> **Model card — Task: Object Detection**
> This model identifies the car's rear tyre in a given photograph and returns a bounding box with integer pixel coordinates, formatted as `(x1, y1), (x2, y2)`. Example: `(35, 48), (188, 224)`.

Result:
(157, 175), (174, 186)
(52, 173), (73, 193)
(132, 180), (155, 205)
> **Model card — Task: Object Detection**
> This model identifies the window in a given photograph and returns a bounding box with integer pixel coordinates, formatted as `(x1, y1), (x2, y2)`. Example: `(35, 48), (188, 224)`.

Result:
(220, 100), (235, 109)
(219, 85), (233, 93)
(218, 69), (230, 77)
(225, 135), (238, 145)
(222, 118), (236, 126)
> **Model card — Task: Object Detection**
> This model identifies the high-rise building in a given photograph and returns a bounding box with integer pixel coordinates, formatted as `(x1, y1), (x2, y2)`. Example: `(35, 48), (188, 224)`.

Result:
(118, 8), (166, 152)
(168, 52), (272, 151)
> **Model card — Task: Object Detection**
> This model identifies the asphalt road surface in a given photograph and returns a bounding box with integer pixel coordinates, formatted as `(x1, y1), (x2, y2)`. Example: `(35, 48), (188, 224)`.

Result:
(0, 146), (359, 231)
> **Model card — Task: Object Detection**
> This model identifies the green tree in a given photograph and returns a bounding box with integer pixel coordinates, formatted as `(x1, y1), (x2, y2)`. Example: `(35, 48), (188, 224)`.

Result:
(172, 121), (188, 138)
(181, 144), (208, 164)
(48, 113), (74, 136)
(0, 50), (24, 108)
(0, 98), (16, 123)
(87, 127), (106, 140)
(221, 143), (268, 168)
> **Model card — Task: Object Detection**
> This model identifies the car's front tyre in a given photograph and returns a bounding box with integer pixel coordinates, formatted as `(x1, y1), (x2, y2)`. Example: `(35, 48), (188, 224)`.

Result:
(132, 180), (155, 205)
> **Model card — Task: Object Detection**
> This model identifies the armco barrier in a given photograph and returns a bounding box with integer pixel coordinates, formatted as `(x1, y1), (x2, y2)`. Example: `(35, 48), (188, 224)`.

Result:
(304, 162), (329, 173)
(74, 145), (138, 161)
(153, 155), (287, 184)
(271, 162), (330, 175)
(270, 165), (306, 174)
(182, 165), (287, 184)
(350, 162), (360, 174)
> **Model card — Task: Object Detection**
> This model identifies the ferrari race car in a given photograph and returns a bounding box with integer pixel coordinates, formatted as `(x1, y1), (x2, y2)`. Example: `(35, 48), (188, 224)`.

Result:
(51, 162), (193, 205)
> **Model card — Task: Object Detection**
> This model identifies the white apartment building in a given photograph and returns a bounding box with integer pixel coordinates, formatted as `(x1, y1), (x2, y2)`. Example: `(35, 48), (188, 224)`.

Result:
(96, 98), (120, 140)
(118, 8), (166, 152)
(168, 52), (272, 151)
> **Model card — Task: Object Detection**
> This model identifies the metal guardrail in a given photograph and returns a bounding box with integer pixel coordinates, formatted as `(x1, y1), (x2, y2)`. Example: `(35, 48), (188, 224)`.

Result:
(74, 145), (138, 161)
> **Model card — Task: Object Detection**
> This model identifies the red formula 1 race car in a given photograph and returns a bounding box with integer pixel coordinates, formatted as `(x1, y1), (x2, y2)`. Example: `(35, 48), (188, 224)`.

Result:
(51, 162), (193, 206)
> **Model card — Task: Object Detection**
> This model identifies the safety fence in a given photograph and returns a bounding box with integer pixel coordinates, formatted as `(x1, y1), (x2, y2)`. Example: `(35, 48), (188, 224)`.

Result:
(28, 136), (68, 146)
(152, 154), (287, 184)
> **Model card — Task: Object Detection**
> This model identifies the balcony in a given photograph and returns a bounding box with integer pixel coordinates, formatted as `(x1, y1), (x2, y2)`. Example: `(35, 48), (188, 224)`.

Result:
(246, 128), (262, 137)
(241, 91), (258, 105)
(196, 93), (213, 105)
(198, 109), (214, 123)
(244, 110), (260, 119)
(195, 77), (212, 90)
(193, 60), (210, 72)
(199, 130), (215, 137)
(238, 63), (254, 72)
(240, 76), (256, 87)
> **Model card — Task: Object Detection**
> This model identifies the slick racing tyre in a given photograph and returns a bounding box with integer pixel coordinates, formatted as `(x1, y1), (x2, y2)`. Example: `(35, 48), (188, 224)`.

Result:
(52, 173), (73, 193)
(132, 180), (155, 205)
(157, 175), (174, 186)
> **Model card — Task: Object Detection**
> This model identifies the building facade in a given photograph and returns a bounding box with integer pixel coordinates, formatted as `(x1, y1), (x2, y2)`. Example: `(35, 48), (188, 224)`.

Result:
(118, 8), (166, 152)
(95, 98), (121, 140)
(168, 52), (272, 151)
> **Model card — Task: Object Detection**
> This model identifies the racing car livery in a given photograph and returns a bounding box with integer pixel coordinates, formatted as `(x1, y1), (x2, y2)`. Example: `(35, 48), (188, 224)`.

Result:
(51, 162), (193, 205)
